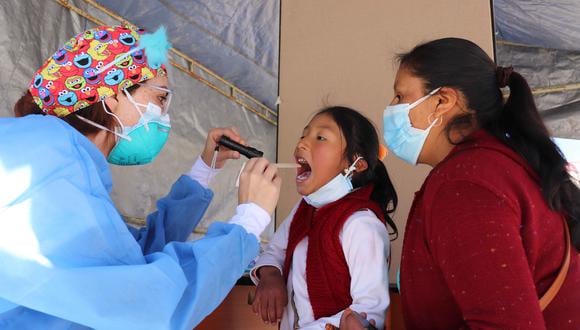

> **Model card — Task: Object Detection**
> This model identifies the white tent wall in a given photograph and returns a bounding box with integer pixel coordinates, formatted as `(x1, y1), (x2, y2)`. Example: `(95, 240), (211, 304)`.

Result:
(0, 0), (277, 242)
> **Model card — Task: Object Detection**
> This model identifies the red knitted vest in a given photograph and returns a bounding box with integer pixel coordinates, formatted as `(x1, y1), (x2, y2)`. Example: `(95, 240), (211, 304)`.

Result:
(283, 185), (385, 319)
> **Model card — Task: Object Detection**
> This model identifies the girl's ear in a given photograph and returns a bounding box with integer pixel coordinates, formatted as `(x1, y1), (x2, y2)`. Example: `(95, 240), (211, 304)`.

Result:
(353, 157), (368, 173)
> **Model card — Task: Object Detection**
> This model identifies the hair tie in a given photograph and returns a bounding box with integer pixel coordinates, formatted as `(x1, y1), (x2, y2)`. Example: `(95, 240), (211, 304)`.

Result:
(378, 144), (388, 161)
(496, 66), (514, 88)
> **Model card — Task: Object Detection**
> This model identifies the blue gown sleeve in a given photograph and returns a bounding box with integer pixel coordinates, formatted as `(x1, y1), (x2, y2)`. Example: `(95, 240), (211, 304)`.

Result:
(0, 177), (259, 330)
(127, 175), (213, 254)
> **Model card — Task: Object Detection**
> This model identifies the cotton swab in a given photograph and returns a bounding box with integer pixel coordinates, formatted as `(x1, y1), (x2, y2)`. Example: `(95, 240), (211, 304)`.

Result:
(235, 162), (299, 187)
(273, 163), (300, 169)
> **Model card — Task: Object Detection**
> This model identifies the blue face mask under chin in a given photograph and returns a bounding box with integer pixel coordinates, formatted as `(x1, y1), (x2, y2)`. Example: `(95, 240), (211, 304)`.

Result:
(303, 156), (363, 208)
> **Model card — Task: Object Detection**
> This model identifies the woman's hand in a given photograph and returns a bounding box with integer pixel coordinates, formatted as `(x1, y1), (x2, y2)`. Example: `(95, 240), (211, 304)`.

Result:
(238, 158), (281, 214)
(338, 308), (377, 330)
(201, 127), (245, 169)
(251, 266), (288, 324)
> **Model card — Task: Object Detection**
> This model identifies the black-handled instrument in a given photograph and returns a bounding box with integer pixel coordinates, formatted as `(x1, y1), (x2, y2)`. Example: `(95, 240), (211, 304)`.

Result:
(218, 135), (264, 159)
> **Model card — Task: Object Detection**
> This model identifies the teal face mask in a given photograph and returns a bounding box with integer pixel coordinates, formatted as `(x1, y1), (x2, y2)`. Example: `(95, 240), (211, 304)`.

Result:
(107, 87), (171, 165)
(107, 102), (171, 165)
(76, 86), (172, 166)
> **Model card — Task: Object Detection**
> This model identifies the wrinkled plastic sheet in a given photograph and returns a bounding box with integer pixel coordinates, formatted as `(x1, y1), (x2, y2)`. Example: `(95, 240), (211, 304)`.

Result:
(97, 0), (280, 110)
(0, 0), (277, 242)
(495, 0), (580, 52)
(496, 43), (580, 139)
(494, 0), (580, 139)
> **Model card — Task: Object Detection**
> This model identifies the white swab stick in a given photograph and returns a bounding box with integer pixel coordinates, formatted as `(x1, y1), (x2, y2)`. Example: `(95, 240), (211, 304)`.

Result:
(273, 163), (300, 169)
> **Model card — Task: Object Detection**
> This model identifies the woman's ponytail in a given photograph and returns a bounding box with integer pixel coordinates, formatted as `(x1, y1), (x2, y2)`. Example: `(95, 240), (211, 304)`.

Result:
(494, 68), (580, 250)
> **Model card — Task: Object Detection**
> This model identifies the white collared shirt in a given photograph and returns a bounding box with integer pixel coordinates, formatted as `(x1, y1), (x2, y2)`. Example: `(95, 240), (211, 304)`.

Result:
(251, 201), (390, 329)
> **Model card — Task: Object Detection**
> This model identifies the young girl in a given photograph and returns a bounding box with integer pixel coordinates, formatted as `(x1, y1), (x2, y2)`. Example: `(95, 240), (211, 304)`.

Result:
(250, 106), (398, 329)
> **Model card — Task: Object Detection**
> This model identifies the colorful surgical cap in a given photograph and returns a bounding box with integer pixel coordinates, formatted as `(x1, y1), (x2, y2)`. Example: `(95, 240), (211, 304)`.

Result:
(28, 25), (171, 117)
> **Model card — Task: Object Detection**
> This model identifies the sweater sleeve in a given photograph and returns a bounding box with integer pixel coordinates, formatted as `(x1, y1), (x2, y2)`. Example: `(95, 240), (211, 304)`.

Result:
(428, 180), (545, 329)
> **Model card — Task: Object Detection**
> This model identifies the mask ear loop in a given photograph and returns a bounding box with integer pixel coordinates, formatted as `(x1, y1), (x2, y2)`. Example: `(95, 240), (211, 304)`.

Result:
(427, 113), (443, 127)
(123, 89), (149, 131)
(208, 146), (219, 184)
(344, 156), (364, 178)
(408, 87), (442, 109)
(75, 100), (131, 141)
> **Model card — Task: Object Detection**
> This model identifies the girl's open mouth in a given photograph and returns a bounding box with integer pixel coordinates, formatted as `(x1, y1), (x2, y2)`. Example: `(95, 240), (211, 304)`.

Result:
(296, 157), (312, 183)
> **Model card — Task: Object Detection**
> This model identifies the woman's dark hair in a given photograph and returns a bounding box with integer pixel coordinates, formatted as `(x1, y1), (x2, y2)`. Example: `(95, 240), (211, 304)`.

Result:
(13, 84), (140, 139)
(397, 37), (580, 250)
(316, 106), (399, 239)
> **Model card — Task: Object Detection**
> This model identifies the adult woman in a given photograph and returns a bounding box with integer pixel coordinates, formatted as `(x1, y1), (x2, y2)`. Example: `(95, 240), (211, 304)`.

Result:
(381, 37), (580, 329)
(0, 25), (281, 329)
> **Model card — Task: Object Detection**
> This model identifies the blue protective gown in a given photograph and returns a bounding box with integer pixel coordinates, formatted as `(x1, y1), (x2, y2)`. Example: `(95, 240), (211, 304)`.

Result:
(0, 115), (259, 329)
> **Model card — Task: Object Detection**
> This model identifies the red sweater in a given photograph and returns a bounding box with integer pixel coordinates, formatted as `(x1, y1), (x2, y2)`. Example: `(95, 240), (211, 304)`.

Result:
(400, 130), (580, 329)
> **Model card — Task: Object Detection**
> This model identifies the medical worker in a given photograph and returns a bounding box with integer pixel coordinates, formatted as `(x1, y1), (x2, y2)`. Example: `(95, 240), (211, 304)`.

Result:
(0, 25), (281, 329)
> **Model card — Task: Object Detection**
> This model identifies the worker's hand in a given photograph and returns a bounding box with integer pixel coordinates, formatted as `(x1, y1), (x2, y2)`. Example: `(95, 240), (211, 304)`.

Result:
(251, 266), (288, 324)
(238, 157), (281, 214)
(202, 127), (245, 169)
(338, 309), (377, 330)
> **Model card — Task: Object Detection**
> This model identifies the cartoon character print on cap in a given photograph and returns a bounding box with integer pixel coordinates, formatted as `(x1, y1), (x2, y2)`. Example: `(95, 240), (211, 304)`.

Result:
(73, 52), (92, 69)
(65, 76), (86, 91)
(29, 25), (168, 117)
(104, 68), (124, 86)
(80, 86), (99, 103)
(57, 89), (78, 107)
(97, 86), (115, 101)
(83, 68), (101, 85)
(38, 87), (55, 106)
(52, 49), (68, 65)
(131, 47), (146, 64)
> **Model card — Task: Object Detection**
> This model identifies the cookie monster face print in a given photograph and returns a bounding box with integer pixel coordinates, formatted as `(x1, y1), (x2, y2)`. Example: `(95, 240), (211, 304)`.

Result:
(57, 90), (78, 107)
(104, 69), (124, 86)
(119, 32), (136, 46)
(73, 53), (92, 69)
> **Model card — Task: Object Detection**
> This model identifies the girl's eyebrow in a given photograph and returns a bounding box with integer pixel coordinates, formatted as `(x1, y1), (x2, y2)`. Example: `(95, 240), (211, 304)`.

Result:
(316, 125), (334, 130)
(303, 124), (337, 134)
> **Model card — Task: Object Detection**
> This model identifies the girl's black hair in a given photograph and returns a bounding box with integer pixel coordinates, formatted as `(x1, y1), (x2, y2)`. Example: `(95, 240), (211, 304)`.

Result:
(397, 37), (580, 251)
(316, 106), (399, 239)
